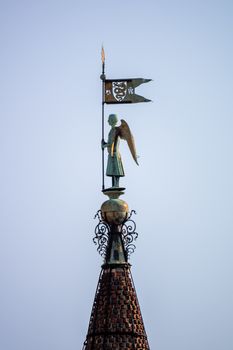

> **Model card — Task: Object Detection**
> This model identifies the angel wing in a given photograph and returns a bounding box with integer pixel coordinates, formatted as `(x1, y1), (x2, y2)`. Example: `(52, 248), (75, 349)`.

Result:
(117, 119), (139, 165)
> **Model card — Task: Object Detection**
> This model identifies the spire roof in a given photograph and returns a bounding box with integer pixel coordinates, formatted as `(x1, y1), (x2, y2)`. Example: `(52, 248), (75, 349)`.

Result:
(83, 264), (150, 349)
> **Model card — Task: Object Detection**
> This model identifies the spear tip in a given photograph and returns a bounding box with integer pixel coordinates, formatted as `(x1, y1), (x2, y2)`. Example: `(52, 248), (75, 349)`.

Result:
(101, 45), (105, 64)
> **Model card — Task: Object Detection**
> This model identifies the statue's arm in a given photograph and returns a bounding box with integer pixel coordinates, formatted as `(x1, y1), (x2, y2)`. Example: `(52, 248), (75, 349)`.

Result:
(101, 139), (109, 149)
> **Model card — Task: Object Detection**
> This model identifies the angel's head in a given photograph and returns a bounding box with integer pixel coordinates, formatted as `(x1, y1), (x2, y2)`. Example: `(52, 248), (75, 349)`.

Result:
(108, 114), (118, 127)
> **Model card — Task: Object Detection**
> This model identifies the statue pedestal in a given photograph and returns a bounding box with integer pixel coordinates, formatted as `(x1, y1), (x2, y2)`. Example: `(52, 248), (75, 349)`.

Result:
(102, 187), (125, 199)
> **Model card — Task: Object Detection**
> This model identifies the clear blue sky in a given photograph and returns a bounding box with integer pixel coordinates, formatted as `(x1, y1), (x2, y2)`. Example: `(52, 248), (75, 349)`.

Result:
(1, 1), (233, 349)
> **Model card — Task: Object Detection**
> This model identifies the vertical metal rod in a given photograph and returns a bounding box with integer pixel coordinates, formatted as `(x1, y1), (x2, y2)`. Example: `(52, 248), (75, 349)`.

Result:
(101, 60), (105, 191)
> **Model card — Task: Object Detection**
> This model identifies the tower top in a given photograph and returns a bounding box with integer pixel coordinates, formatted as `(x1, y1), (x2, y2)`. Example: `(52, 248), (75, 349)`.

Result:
(83, 193), (149, 348)
(82, 50), (151, 349)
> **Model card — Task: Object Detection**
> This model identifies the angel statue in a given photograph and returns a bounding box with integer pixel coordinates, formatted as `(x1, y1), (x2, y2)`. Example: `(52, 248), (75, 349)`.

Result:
(101, 114), (138, 188)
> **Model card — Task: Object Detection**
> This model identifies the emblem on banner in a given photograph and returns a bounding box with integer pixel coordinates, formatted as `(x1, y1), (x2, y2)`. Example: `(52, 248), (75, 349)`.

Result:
(112, 81), (128, 102)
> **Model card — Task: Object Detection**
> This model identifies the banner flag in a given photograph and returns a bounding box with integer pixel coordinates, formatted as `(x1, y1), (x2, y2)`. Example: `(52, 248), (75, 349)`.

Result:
(104, 78), (151, 104)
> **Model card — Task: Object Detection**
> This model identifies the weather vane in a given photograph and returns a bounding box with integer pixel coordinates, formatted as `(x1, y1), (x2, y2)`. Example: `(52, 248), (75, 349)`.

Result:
(100, 46), (151, 192)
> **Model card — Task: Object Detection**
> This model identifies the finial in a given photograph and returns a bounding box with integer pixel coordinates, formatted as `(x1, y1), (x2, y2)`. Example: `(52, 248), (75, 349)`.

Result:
(101, 45), (105, 65)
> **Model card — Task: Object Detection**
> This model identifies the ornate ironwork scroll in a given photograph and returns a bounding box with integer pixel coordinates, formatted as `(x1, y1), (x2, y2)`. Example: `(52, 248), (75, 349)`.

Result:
(94, 210), (138, 259)
(121, 210), (138, 259)
(93, 210), (110, 257)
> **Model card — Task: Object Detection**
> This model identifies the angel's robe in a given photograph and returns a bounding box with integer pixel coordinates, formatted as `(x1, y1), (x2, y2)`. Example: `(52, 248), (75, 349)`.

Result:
(106, 127), (125, 177)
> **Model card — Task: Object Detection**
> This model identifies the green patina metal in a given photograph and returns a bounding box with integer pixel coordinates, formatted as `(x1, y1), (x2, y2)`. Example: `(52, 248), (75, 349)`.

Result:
(102, 114), (138, 188)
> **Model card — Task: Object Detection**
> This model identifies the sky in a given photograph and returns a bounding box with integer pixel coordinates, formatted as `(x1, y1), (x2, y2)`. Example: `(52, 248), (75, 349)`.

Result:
(0, 0), (233, 349)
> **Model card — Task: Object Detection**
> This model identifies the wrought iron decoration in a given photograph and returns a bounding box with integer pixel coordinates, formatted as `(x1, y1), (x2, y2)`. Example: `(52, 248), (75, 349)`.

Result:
(93, 210), (138, 259)
(121, 210), (138, 259)
(93, 210), (110, 257)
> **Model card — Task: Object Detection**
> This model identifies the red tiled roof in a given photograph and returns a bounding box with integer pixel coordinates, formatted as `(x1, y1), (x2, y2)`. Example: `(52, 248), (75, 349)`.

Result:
(83, 264), (150, 349)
